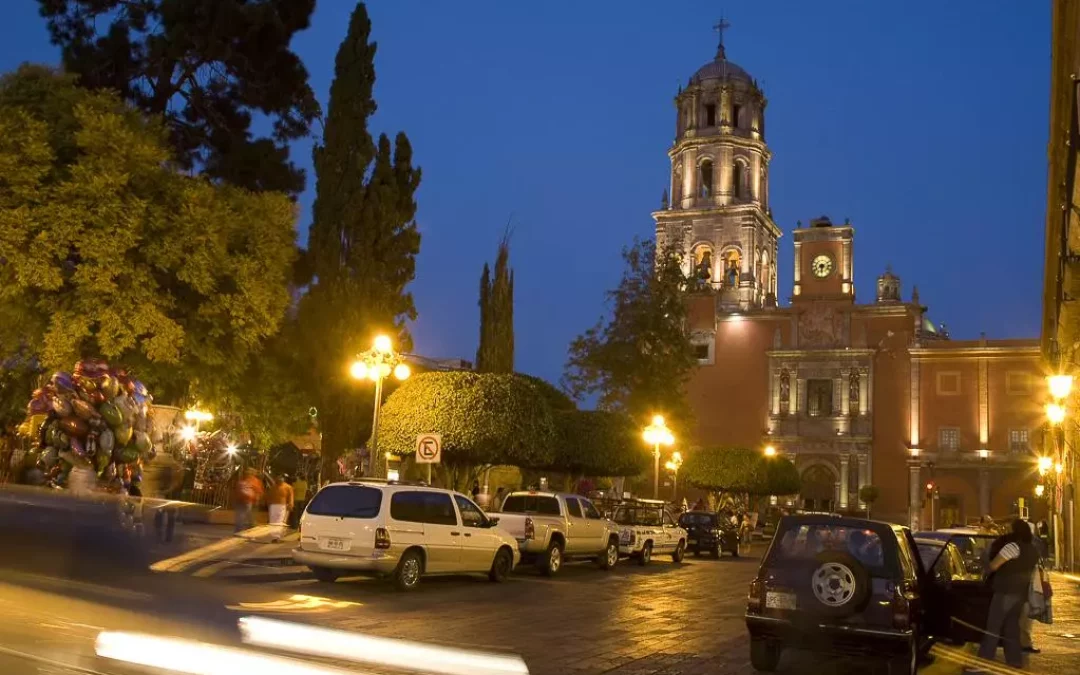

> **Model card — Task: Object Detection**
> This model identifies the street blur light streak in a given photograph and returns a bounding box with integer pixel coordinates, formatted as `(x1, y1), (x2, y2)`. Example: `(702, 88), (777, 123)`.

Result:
(1049, 374), (1074, 401)
(179, 425), (198, 442)
(643, 414), (674, 500)
(95, 630), (357, 675)
(350, 334), (411, 478)
(184, 409), (214, 423)
(1047, 402), (1067, 426)
(238, 616), (531, 675)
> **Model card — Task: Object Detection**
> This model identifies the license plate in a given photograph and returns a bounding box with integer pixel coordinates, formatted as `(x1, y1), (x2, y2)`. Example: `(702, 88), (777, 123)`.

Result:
(322, 537), (349, 551)
(765, 591), (796, 610)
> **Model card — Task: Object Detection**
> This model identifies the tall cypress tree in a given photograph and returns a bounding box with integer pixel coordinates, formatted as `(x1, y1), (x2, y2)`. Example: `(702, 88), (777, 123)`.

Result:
(298, 2), (421, 472)
(476, 235), (515, 373)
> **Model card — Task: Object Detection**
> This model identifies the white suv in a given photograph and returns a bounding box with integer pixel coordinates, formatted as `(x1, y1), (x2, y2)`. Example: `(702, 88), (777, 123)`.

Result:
(293, 480), (520, 591)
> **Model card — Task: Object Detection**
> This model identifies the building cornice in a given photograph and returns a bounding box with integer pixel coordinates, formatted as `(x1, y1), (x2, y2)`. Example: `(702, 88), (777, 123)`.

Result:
(653, 206), (783, 240)
(910, 345), (1041, 361)
(768, 348), (875, 358)
(668, 134), (771, 160)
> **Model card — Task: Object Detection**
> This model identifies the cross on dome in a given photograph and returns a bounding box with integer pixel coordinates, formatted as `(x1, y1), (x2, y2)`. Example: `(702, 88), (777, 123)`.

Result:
(713, 17), (731, 59)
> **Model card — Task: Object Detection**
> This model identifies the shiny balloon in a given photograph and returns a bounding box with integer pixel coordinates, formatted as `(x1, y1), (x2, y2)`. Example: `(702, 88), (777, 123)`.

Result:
(71, 399), (97, 421)
(114, 424), (133, 447)
(99, 401), (123, 428)
(99, 427), (115, 453)
(50, 396), (73, 417)
(59, 416), (89, 438)
(51, 372), (76, 393)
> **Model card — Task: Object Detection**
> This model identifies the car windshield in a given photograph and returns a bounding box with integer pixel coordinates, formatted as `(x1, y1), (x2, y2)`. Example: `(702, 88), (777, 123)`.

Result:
(305, 485), (382, 518)
(679, 512), (716, 526)
(500, 494), (561, 515)
(768, 521), (891, 573)
(916, 540), (944, 570)
(614, 506), (662, 526)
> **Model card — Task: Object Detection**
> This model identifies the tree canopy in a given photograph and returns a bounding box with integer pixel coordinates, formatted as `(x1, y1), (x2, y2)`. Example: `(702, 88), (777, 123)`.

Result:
(377, 372), (557, 472)
(296, 3), (421, 470)
(38, 0), (320, 197)
(549, 410), (647, 478)
(682, 447), (801, 496)
(0, 66), (297, 405)
(563, 238), (696, 432)
(476, 234), (514, 373)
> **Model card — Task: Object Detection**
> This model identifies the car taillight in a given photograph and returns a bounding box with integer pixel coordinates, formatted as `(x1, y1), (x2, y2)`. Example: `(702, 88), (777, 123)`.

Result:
(892, 586), (912, 629)
(748, 578), (765, 613)
(524, 517), (534, 540)
(375, 527), (391, 550)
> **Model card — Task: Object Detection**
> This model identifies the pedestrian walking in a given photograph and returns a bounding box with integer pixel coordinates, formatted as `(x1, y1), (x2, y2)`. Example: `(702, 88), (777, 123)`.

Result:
(267, 474), (294, 543)
(234, 468), (263, 533)
(154, 457), (184, 543)
(289, 474), (309, 529)
(974, 518), (1040, 669)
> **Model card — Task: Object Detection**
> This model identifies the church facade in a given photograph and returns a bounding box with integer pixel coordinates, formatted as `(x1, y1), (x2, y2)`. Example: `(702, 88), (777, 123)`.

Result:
(657, 32), (1046, 528)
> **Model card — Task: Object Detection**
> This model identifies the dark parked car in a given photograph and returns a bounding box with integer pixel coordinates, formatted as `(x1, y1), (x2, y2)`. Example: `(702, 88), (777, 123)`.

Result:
(677, 510), (739, 558)
(745, 515), (996, 674)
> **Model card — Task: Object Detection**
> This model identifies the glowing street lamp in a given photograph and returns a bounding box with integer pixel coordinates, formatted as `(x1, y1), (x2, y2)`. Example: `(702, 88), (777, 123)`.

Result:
(643, 415), (675, 500)
(1047, 402), (1067, 426)
(764, 445), (777, 457)
(178, 425), (197, 442)
(665, 451), (684, 501)
(350, 335), (411, 477)
(1036, 484), (1046, 498)
(1038, 456), (1053, 476)
(1048, 374), (1074, 401)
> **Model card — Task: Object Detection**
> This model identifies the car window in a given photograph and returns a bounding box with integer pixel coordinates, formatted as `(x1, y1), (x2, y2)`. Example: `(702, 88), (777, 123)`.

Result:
(391, 491), (459, 526)
(679, 512), (716, 527)
(663, 511), (675, 526)
(305, 485), (381, 519)
(500, 494), (561, 515)
(896, 530), (918, 580)
(581, 499), (602, 520)
(613, 506), (661, 526)
(454, 495), (486, 528)
(769, 522), (893, 575)
(565, 498), (584, 518)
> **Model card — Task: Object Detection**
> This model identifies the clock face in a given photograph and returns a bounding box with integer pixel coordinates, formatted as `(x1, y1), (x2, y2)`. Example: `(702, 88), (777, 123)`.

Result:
(811, 254), (834, 278)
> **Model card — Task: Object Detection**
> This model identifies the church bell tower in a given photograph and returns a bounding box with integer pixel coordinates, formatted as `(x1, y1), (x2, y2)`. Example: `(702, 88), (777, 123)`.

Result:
(653, 21), (781, 312)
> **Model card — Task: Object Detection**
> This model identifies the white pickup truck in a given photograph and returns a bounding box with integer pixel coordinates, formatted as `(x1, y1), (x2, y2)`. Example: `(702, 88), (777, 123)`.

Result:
(495, 491), (621, 576)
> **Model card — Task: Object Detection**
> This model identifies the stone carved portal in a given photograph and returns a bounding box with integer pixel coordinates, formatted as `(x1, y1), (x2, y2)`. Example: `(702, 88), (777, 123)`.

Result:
(801, 463), (837, 512)
(799, 304), (845, 348)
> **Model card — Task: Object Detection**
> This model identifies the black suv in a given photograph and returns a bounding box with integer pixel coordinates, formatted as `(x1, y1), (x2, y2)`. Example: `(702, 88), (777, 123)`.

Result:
(677, 510), (740, 558)
(745, 515), (997, 674)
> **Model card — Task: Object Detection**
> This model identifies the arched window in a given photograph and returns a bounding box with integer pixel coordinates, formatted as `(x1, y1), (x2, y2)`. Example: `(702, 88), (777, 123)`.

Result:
(699, 160), (714, 198)
(692, 245), (714, 281)
(732, 160), (745, 199)
(672, 165), (683, 205)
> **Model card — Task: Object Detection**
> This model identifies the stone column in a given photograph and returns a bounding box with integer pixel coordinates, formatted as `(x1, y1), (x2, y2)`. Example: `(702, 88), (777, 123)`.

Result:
(859, 367), (869, 416)
(840, 369), (851, 417)
(857, 454), (869, 508)
(978, 357), (989, 447)
(908, 462), (922, 530)
(910, 361), (921, 446)
(839, 455), (850, 510)
(833, 376), (843, 417)
(979, 469), (991, 518)
(771, 369), (781, 415)
(793, 241), (802, 297)
(796, 378), (806, 414)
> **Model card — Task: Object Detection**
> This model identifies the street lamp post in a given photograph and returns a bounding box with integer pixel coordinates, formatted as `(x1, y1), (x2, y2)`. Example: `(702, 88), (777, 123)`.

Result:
(1046, 374), (1073, 570)
(643, 415), (674, 500)
(665, 451), (683, 502)
(351, 335), (411, 478)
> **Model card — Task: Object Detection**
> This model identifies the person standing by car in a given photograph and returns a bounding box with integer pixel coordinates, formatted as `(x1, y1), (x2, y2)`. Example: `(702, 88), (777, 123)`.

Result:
(976, 518), (1040, 668)
(267, 474), (294, 543)
(290, 474), (309, 529)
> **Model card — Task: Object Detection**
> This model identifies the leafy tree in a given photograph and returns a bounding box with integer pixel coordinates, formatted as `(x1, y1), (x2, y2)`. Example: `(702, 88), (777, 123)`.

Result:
(550, 410), (647, 479)
(760, 455), (801, 496)
(298, 3), (421, 473)
(859, 485), (881, 518)
(563, 238), (696, 431)
(377, 372), (557, 490)
(0, 65), (297, 407)
(38, 0), (320, 197)
(517, 373), (576, 412)
(476, 234), (514, 373)
(683, 447), (764, 494)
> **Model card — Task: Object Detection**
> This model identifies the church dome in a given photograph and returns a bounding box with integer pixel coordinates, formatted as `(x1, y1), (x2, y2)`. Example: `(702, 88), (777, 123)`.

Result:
(691, 51), (753, 84)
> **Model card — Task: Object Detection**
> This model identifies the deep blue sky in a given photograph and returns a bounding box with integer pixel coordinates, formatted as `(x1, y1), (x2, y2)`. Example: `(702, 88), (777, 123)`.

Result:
(0, 2), (1050, 386)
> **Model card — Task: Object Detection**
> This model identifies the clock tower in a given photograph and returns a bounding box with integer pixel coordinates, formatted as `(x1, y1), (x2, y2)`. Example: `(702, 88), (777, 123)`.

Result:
(792, 216), (854, 303)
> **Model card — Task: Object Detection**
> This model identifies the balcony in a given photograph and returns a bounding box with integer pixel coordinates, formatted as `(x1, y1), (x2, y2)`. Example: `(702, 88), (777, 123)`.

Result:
(769, 413), (871, 440)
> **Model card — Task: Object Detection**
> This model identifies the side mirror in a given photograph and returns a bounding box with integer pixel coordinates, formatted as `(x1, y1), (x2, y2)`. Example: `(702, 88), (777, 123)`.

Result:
(486, 516), (500, 528)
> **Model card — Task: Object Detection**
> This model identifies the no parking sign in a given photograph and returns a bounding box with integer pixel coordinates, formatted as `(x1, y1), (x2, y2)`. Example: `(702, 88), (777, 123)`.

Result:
(415, 434), (442, 464)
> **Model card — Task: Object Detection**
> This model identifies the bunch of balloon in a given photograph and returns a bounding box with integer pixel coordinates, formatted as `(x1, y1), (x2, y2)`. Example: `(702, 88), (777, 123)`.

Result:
(17, 359), (155, 493)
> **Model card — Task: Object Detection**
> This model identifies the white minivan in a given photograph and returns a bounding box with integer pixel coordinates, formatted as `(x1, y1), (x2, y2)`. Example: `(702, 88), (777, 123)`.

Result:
(293, 480), (521, 591)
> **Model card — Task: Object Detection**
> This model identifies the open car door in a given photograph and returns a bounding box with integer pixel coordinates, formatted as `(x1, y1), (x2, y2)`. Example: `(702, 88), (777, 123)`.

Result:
(931, 533), (996, 644)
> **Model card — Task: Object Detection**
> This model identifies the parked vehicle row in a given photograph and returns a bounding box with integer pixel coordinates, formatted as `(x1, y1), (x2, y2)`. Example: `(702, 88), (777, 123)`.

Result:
(294, 482), (739, 591)
(744, 514), (1009, 675)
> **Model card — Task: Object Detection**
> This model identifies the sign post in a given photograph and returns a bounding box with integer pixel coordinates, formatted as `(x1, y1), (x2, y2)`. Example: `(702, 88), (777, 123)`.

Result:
(415, 433), (442, 485)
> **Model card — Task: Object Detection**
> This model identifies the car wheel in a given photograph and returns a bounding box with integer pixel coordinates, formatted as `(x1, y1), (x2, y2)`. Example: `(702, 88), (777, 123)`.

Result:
(539, 541), (563, 577)
(672, 540), (685, 563)
(886, 635), (918, 675)
(638, 542), (652, 566)
(749, 638), (781, 672)
(806, 551), (871, 617)
(393, 550), (423, 591)
(310, 566), (339, 583)
(598, 539), (619, 570)
(488, 548), (513, 583)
